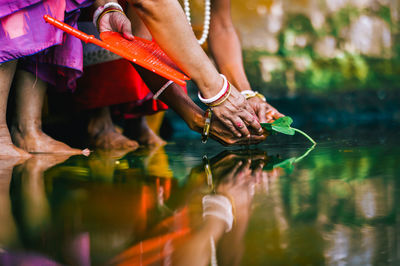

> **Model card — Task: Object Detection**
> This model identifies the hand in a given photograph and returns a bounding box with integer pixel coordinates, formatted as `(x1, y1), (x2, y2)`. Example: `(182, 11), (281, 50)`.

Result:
(97, 11), (134, 40)
(209, 119), (267, 146)
(247, 96), (284, 123)
(212, 85), (263, 138)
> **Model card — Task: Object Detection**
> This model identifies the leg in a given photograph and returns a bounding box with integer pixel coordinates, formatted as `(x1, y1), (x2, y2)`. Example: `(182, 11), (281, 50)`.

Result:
(0, 61), (31, 158)
(88, 106), (139, 150)
(11, 69), (86, 154)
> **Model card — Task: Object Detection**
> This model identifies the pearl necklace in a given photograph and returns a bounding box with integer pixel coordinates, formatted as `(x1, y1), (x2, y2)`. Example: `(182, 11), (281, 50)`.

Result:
(184, 0), (211, 45)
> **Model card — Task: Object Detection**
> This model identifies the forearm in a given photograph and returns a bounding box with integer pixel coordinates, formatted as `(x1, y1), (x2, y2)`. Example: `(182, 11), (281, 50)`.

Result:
(132, 64), (204, 133)
(208, 4), (251, 91)
(128, 0), (222, 98)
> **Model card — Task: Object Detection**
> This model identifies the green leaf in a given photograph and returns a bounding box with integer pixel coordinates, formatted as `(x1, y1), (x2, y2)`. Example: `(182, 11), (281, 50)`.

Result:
(261, 123), (273, 131)
(274, 157), (296, 173)
(272, 125), (295, 135)
(263, 145), (315, 174)
(261, 116), (316, 144)
(272, 116), (293, 127)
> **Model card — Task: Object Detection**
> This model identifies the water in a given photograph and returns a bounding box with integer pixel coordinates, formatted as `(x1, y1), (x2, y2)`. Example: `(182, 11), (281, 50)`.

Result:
(1, 132), (400, 265)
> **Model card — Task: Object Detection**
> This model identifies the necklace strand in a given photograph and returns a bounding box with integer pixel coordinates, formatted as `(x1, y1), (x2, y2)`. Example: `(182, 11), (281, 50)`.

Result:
(184, 0), (211, 45)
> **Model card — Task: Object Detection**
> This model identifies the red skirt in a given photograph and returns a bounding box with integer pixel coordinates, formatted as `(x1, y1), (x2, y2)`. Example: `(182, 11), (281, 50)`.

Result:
(74, 59), (171, 119)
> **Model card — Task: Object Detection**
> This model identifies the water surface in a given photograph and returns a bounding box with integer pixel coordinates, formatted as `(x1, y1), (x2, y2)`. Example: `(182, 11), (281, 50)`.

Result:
(1, 133), (399, 265)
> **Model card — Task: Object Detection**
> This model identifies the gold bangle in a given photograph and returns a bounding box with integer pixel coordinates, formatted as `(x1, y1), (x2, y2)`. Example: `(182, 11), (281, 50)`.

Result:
(96, 9), (125, 32)
(255, 93), (266, 102)
(202, 108), (212, 143)
(243, 91), (266, 102)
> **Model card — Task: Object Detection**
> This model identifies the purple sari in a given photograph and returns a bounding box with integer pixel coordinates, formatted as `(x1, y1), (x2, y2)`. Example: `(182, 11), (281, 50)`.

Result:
(0, 0), (93, 90)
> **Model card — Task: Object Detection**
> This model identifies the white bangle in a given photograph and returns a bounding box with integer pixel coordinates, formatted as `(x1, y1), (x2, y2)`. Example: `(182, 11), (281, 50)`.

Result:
(93, 2), (124, 28)
(153, 80), (173, 100)
(198, 74), (229, 104)
(202, 195), (233, 232)
(203, 210), (233, 232)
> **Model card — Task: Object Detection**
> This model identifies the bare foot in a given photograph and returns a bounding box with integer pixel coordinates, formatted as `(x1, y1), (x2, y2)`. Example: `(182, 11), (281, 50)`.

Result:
(11, 126), (86, 155)
(90, 129), (139, 150)
(88, 107), (139, 150)
(125, 118), (166, 147)
(0, 125), (31, 158)
(138, 126), (166, 146)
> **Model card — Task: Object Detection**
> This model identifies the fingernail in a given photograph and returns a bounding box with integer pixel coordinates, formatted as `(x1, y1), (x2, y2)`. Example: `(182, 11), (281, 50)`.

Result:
(237, 133), (242, 137)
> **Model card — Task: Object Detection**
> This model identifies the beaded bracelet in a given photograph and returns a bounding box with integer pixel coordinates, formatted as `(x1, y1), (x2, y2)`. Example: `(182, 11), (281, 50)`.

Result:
(202, 108), (212, 143)
(198, 74), (230, 106)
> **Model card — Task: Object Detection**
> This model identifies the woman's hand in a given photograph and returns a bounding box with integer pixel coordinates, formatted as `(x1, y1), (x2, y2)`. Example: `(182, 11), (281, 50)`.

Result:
(97, 11), (134, 40)
(211, 85), (263, 138)
(209, 119), (267, 146)
(246, 96), (284, 123)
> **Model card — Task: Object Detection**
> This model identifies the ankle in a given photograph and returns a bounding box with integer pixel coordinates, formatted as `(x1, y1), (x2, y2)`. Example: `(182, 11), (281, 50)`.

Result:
(11, 122), (42, 137)
(88, 118), (114, 137)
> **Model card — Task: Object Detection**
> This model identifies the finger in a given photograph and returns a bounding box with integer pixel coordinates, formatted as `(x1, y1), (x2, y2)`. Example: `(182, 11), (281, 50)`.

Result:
(235, 159), (251, 182)
(233, 118), (251, 137)
(258, 106), (268, 123)
(266, 110), (275, 122)
(274, 110), (285, 119)
(229, 160), (243, 177)
(240, 110), (263, 136)
(122, 21), (134, 40)
(223, 119), (243, 138)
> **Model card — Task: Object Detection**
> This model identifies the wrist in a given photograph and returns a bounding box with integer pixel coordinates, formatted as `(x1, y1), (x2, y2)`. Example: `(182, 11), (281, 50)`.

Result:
(198, 74), (231, 107)
(93, 2), (124, 30)
(187, 110), (204, 133)
(197, 74), (224, 99)
(236, 81), (252, 92)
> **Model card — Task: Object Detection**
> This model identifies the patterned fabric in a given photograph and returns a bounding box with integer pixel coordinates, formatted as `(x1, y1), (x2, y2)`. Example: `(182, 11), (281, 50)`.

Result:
(0, 0), (94, 90)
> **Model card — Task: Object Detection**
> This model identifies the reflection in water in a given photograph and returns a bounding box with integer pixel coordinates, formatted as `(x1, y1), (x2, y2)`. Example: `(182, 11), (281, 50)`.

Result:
(0, 142), (399, 265)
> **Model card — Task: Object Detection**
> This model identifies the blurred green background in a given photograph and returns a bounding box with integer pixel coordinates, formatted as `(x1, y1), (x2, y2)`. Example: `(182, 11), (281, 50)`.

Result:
(191, 0), (400, 96)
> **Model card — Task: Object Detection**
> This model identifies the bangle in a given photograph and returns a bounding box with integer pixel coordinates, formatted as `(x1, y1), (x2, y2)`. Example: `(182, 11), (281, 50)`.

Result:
(153, 80), (173, 100)
(96, 8), (125, 32)
(198, 74), (229, 105)
(241, 90), (266, 102)
(93, 2), (124, 28)
(207, 83), (231, 107)
(202, 108), (212, 143)
(202, 155), (214, 190)
(202, 194), (233, 232)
